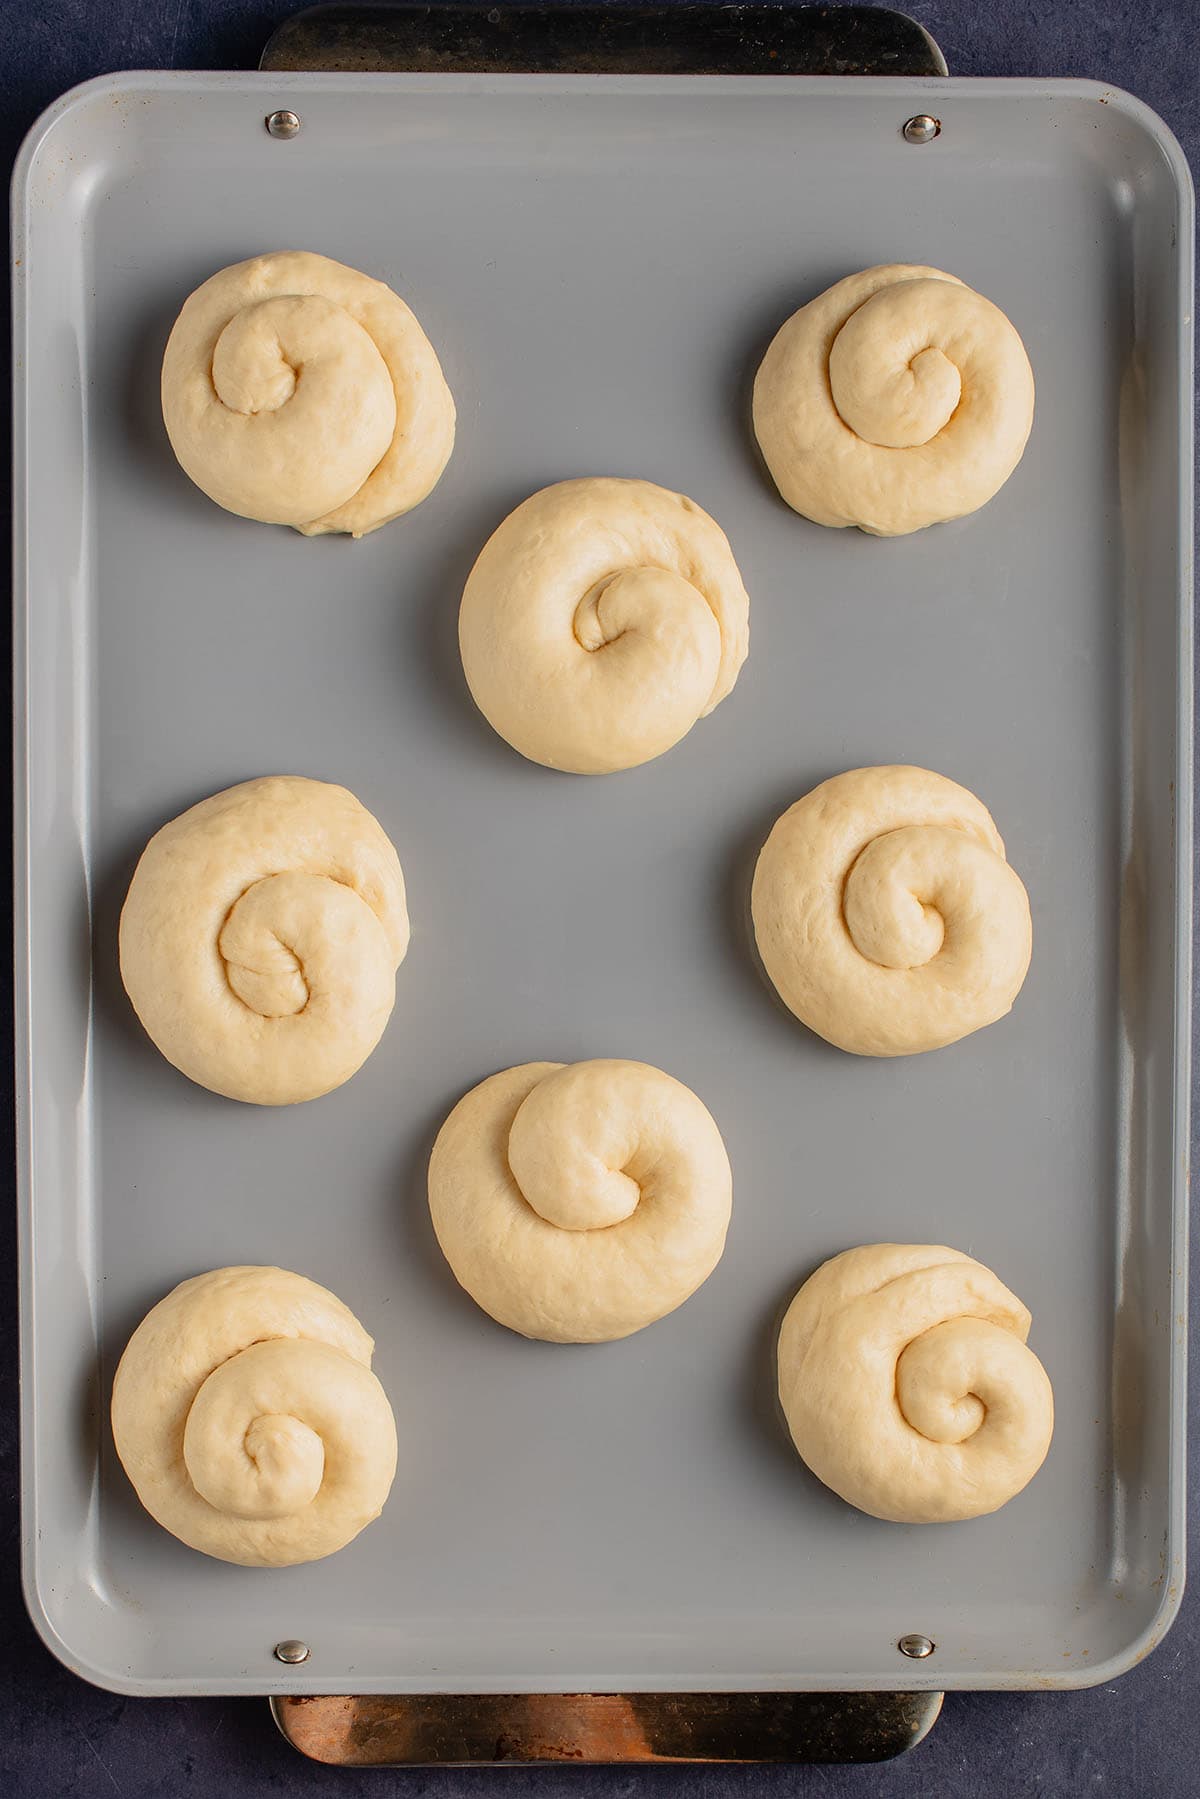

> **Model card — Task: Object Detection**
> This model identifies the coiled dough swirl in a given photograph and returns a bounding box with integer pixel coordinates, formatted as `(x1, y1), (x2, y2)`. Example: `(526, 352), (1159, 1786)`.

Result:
(119, 776), (409, 1105)
(777, 1244), (1054, 1523)
(111, 1266), (398, 1565)
(161, 251), (455, 537)
(751, 766), (1032, 1056)
(753, 265), (1034, 535)
(459, 479), (750, 773)
(428, 1060), (733, 1341)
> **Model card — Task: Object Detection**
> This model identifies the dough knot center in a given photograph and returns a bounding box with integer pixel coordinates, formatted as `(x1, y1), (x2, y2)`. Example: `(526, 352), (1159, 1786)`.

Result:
(829, 283), (965, 448)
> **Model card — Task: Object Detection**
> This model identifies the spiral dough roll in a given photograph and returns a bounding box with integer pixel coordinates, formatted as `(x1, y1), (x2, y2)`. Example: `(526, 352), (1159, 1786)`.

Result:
(161, 251), (455, 537)
(458, 479), (750, 773)
(778, 1244), (1054, 1523)
(111, 1266), (398, 1565)
(119, 776), (409, 1105)
(428, 1060), (733, 1341)
(753, 265), (1034, 535)
(752, 766), (1032, 1056)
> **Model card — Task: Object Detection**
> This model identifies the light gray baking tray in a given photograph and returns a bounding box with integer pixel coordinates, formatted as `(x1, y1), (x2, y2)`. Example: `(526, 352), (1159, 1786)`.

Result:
(12, 69), (1193, 1698)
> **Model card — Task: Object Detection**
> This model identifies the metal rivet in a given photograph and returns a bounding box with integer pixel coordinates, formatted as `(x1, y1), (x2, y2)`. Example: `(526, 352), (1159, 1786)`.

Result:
(274, 1639), (311, 1664)
(902, 115), (941, 145)
(898, 1633), (935, 1659)
(265, 110), (301, 141)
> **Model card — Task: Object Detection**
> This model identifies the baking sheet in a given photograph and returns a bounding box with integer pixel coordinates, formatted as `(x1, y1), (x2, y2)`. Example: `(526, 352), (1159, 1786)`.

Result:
(12, 71), (1192, 1695)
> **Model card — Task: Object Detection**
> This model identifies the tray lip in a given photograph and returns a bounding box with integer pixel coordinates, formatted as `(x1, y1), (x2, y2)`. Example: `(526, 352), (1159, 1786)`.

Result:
(10, 65), (1193, 1699)
(6, 67), (1199, 188)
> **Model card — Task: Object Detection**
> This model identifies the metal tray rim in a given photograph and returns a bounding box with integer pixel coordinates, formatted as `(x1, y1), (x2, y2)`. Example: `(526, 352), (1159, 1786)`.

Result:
(8, 66), (1200, 189)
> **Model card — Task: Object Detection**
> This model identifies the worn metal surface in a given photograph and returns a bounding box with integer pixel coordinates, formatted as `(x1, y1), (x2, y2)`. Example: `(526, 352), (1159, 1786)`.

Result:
(271, 1689), (945, 1763)
(260, 3), (949, 77)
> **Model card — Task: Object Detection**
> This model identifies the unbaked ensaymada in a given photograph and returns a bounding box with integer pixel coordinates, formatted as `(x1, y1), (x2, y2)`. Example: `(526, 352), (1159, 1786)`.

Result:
(161, 250), (455, 537)
(111, 1266), (398, 1566)
(459, 478), (750, 773)
(751, 765), (1032, 1056)
(753, 264), (1034, 535)
(119, 775), (409, 1105)
(777, 1244), (1054, 1523)
(428, 1058), (733, 1341)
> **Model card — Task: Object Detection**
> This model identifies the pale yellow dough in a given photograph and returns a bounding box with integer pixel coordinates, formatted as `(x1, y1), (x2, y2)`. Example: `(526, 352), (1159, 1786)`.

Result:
(161, 251), (455, 537)
(458, 478), (750, 773)
(119, 776), (409, 1105)
(751, 766), (1032, 1056)
(778, 1244), (1054, 1523)
(428, 1059), (733, 1341)
(752, 264), (1034, 535)
(112, 1266), (397, 1566)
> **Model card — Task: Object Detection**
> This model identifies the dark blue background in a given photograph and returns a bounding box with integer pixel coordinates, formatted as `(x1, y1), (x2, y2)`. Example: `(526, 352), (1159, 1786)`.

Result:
(2, 3), (1196, 1794)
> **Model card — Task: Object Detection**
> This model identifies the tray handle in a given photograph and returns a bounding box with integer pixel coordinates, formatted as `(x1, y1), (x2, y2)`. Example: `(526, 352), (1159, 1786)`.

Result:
(260, 3), (949, 77)
(272, 1689), (945, 1765)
